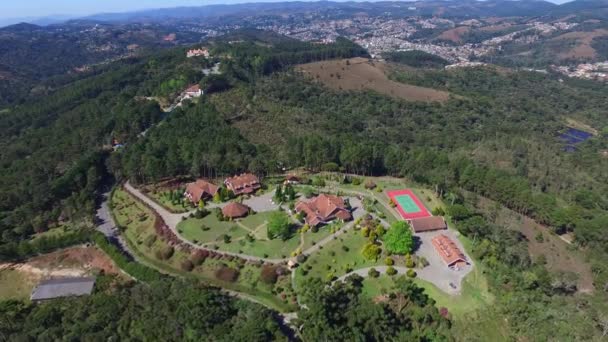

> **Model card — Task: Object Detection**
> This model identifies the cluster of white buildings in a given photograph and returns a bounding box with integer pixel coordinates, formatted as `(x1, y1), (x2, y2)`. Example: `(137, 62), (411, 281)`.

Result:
(186, 48), (210, 58)
(553, 62), (608, 81)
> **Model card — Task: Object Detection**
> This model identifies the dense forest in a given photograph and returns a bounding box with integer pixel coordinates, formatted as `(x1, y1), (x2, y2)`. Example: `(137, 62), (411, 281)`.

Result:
(0, 279), (290, 340)
(383, 50), (449, 68)
(2, 29), (608, 339)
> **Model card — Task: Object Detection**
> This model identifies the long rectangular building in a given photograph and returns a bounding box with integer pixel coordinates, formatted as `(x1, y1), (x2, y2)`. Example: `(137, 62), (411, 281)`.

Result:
(31, 277), (96, 302)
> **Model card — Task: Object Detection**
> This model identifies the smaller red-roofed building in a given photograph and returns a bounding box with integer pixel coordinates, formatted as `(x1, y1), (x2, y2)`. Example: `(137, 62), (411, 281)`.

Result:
(295, 194), (352, 227)
(183, 84), (202, 99)
(409, 216), (447, 233)
(284, 174), (300, 185)
(224, 173), (261, 196)
(431, 234), (468, 268)
(222, 202), (250, 219)
(184, 179), (219, 204)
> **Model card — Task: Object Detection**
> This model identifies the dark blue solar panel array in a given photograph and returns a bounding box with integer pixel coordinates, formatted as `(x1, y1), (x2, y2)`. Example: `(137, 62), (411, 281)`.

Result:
(559, 128), (593, 152)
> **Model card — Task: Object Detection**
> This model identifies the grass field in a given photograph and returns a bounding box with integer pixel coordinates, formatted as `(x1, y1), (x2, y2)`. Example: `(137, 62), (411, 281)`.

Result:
(297, 58), (450, 103)
(112, 188), (297, 312)
(0, 269), (36, 300)
(178, 215), (248, 245)
(295, 228), (384, 286)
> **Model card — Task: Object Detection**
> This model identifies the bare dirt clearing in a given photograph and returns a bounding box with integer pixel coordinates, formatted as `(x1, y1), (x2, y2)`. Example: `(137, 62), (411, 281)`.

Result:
(296, 58), (450, 103)
(551, 29), (608, 60)
(437, 26), (471, 43)
(0, 246), (126, 300)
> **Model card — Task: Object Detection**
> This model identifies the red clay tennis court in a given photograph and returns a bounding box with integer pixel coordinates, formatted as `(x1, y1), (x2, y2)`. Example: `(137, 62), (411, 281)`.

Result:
(386, 189), (431, 220)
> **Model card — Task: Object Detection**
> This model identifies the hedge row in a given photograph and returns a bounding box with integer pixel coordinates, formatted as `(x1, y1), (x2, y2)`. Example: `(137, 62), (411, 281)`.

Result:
(92, 232), (164, 282)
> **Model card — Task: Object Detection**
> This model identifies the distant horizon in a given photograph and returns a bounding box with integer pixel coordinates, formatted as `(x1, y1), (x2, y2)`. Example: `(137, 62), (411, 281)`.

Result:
(0, 0), (575, 26)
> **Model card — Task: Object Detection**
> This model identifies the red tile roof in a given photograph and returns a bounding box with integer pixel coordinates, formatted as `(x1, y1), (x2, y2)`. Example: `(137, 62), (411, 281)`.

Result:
(295, 194), (352, 227)
(185, 84), (200, 93)
(225, 173), (260, 195)
(431, 234), (467, 267)
(410, 216), (447, 233)
(184, 179), (219, 203)
(222, 202), (250, 219)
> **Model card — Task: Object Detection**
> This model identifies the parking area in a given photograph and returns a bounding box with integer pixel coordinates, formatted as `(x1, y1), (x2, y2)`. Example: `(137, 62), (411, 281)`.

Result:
(241, 190), (280, 213)
(414, 229), (473, 295)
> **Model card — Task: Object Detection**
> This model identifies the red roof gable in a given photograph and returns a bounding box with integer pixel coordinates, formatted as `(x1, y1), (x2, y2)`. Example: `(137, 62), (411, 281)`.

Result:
(295, 194), (352, 226)
(432, 234), (467, 267)
(222, 202), (250, 218)
(185, 179), (218, 203)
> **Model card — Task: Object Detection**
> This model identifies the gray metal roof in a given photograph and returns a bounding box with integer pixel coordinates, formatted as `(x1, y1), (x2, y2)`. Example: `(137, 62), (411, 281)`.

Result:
(30, 277), (96, 301)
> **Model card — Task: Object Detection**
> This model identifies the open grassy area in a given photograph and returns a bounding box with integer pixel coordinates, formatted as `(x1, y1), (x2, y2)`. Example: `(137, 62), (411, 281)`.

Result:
(295, 227), (385, 286)
(178, 215), (248, 245)
(300, 221), (342, 251)
(215, 231), (301, 259)
(111, 188), (297, 312)
(0, 269), (36, 300)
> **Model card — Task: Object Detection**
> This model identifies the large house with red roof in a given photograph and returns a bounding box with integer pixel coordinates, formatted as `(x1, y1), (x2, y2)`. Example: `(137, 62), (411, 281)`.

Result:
(224, 173), (261, 196)
(431, 234), (468, 268)
(184, 179), (218, 204)
(295, 194), (352, 227)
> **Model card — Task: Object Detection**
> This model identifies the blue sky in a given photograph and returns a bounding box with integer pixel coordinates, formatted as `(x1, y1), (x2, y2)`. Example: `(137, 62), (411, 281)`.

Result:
(0, 0), (572, 20)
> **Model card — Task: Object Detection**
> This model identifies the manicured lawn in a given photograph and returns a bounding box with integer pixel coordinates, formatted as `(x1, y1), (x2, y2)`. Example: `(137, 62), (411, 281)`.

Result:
(301, 221), (343, 251)
(178, 215), (248, 245)
(215, 232), (301, 258)
(361, 275), (397, 298)
(239, 211), (275, 231)
(295, 228), (384, 286)
(0, 269), (36, 300)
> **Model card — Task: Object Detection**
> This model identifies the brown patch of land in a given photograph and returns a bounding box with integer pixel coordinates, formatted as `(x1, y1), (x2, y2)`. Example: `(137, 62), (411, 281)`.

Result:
(476, 197), (594, 292)
(0, 246), (127, 300)
(565, 117), (599, 135)
(551, 29), (608, 60)
(478, 23), (512, 32)
(437, 26), (471, 43)
(296, 58), (450, 103)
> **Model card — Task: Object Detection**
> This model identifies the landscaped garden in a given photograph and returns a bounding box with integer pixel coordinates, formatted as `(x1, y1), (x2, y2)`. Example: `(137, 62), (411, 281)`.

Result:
(111, 188), (297, 312)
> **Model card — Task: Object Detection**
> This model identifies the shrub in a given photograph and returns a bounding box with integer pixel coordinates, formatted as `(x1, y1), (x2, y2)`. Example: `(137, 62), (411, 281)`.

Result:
(222, 234), (231, 244)
(368, 268), (380, 278)
(361, 243), (381, 261)
(311, 225), (319, 233)
(386, 266), (397, 276)
(296, 254), (307, 263)
(418, 256), (429, 268)
(385, 257), (394, 266)
(432, 207), (445, 216)
(342, 245), (350, 252)
(260, 265), (279, 284)
(361, 227), (370, 237)
(406, 269), (417, 278)
(352, 177), (362, 186)
(156, 246), (174, 260)
(215, 266), (239, 282)
(405, 256), (415, 268)
(181, 259), (194, 272)
(190, 250), (209, 265)
(144, 235), (157, 247)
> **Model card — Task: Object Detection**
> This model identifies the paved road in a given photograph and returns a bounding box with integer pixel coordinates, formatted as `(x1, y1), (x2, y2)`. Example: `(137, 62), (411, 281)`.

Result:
(124, 182), (364, 264)
(95, 191), (133, 258)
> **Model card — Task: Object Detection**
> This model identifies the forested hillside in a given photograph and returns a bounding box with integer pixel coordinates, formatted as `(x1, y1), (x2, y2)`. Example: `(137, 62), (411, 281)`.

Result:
(2, 30), (608, 340)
